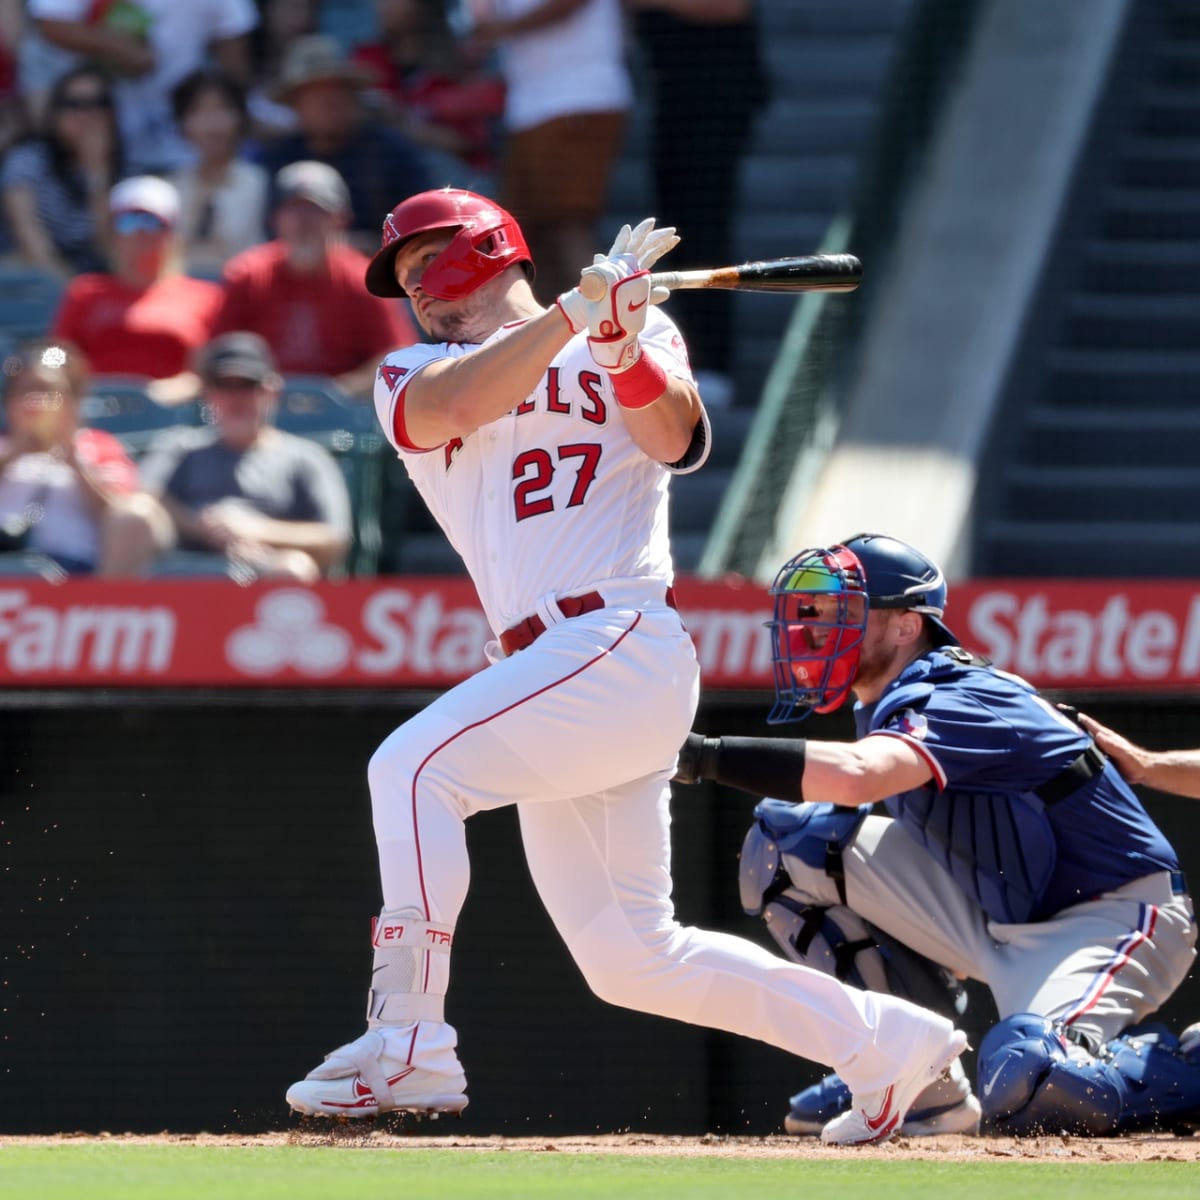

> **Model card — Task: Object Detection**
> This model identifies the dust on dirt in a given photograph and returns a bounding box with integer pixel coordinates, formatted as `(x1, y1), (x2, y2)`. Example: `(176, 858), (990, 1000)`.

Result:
(3, 1129), (1198, 1162)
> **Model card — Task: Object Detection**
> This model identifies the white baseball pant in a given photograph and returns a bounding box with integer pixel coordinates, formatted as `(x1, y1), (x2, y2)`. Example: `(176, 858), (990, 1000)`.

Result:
(367, 600), (953, 1092)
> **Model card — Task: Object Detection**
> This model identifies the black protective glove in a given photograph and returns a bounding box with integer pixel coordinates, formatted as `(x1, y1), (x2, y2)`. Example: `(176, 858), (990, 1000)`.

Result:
(672, 732), (723, 784)
(671, 732), (809, 800)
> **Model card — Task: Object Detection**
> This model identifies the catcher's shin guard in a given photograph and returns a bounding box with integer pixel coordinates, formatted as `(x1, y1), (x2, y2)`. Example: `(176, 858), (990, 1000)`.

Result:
(977, 1015), (1123, 1135)
(1105, 1024), (1200, 1133)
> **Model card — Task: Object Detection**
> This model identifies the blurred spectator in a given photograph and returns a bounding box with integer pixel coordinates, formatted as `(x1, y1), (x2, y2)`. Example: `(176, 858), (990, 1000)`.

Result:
(50, 176), (224, 403)
(0, 337), (147, 575)
(128, 331), (352, 582)
(628, 0), (767, 398)
(259, 33), (435, 252)
(0, 0), (27, 156)
(27, 0), (259, 175)
(468, 0), (632, 302)
(352, 0), (505, 191)
(212, 160), (417, 399)
(169, 66), (268, 279)
(246, 0), (319, 142)
(0, 63), (123, 277)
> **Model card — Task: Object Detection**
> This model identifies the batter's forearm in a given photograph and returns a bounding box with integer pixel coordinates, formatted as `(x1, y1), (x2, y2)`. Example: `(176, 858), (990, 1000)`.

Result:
(620, 372), (703, 464)
(404, 306), (573, 446)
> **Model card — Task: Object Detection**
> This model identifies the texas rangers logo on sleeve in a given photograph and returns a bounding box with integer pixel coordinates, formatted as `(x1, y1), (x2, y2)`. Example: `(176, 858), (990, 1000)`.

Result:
(892, 709), (929, 740)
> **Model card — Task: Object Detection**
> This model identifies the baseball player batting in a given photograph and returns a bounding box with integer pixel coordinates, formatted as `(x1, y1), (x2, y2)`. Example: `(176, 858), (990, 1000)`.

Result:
(284, 189), (967, 1144)
(674, 532), (1200, 1136)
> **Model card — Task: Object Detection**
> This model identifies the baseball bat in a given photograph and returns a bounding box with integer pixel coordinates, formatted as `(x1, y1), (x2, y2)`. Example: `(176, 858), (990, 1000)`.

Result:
(578, 254), (862, 301)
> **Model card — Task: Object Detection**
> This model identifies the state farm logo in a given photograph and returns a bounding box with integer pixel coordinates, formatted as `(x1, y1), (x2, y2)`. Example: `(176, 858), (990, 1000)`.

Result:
(223, 589), (775, 682)
(0, 588), (174, 673)
(222, 588), (498, 679)
(226, 590), (352, 676)
(966, 590), (1200, 682)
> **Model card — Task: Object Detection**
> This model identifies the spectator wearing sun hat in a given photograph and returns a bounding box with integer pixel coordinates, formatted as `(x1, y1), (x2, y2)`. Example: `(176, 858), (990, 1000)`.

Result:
(258, 33), (435, 253)
(211, 161), (417, 400)
(49, 175), (225, 402)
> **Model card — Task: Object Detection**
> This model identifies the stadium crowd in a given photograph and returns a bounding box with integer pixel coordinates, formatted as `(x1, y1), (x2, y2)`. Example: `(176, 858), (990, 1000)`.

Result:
(0, 0), (763, 580)
(0, 1), (764, 579)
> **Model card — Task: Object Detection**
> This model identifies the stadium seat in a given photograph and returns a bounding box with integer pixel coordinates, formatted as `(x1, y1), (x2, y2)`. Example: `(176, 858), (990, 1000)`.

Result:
(274, 375), (387, 577)
(144, 550), (240, 580)
(80, 380), (200, 458)
(0, 266), (64, 343)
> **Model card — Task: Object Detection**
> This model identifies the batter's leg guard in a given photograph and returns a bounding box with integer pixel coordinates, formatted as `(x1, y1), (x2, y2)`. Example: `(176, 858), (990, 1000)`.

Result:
(1104, 1024), (1200, 1133)
(284, 910), (466, 1119)
(977, 1014), (1123, 1136)
(367, 907), (453, 1027)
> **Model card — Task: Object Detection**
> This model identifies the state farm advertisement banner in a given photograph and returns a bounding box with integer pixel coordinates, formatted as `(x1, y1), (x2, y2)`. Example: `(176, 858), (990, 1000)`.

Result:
(1, 576), (1198, 691)
(0, 576), (774, 689)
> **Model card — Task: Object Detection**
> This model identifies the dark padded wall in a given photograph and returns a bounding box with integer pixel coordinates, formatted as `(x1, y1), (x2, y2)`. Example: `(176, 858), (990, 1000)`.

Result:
(1, 692), (1197, 1134)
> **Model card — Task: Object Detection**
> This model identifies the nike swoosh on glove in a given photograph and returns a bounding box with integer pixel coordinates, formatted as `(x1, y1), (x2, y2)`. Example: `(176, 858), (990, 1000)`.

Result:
(586, 271), (653, 372)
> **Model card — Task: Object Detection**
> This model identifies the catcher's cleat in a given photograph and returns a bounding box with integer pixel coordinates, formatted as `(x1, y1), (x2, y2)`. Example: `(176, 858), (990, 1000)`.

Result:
(820, 1026), (969, 1146)
(286, 1029), (468, 1119)
(1180, 1022), (1200, 1060)
(786, 1058), (981, 1137)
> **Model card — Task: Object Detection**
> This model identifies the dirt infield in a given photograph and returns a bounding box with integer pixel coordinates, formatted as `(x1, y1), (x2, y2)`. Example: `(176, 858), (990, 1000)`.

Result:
(3, 1130), (1198, 1162)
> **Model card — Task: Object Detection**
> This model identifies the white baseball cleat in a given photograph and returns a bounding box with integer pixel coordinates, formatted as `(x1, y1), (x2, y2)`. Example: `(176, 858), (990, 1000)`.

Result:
(820, 1026), (969, 1145)
(286, 1029), (468, 1118)
(786, 1056), (981, 1137)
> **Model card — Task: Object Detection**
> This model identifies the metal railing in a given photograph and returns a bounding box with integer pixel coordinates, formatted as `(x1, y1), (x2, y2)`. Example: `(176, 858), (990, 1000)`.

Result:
(700, 0), (984, 579)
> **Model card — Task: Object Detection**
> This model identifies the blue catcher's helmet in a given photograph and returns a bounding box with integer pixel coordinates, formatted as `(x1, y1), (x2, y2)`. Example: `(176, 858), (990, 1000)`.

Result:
(767, 532), (959, 723)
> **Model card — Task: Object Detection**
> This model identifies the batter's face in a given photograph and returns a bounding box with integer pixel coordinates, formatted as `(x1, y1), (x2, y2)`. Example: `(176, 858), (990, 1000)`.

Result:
(392, 230), (496, 343)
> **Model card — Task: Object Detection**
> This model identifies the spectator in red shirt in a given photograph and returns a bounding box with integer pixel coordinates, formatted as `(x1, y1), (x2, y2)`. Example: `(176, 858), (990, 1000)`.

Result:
(0, 337), (148, 575)
(211, 160), (417, 400)
(50, 175), (224, 403)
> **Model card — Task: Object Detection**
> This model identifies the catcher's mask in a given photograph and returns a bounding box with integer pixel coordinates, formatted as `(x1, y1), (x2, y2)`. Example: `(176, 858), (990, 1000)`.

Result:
(767, 532), (958, 723)
(365, 187), (533, 301)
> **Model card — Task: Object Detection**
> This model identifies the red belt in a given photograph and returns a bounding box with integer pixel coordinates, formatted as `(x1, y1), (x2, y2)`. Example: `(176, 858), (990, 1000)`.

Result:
(500, 587), (677, 656)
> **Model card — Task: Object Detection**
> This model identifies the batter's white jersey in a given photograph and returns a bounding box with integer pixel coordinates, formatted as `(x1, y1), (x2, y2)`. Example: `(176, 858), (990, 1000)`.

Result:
(372, 307), (709, 637)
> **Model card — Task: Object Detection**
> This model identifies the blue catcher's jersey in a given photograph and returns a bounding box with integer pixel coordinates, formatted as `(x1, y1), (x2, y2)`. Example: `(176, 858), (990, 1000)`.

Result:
(855, 650), (1179, 922)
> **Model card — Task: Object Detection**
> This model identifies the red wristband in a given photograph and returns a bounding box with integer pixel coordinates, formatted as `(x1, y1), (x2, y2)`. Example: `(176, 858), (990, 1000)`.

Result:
(610, 351), (667, 410)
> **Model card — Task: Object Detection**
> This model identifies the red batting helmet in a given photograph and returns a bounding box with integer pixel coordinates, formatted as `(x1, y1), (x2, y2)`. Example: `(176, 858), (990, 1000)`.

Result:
(365, 188), (534, 300)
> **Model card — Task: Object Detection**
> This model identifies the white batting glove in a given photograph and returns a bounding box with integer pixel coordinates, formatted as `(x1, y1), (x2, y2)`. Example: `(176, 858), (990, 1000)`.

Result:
(556, 218), (679, 335)
(580, 218), (678, 304)
(611, 217), (679, 274)
(585, 271), (653, 373)
(556, 255), (642, 335)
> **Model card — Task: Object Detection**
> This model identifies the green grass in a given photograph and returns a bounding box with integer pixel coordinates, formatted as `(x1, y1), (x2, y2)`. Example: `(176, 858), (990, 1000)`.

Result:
(0, 1146), (1193, 1200)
